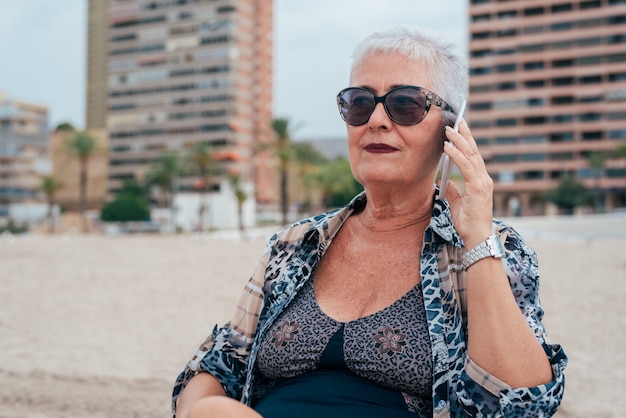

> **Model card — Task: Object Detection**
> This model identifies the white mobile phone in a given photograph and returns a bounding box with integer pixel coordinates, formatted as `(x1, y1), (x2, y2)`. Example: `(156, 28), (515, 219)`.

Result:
(438, 99), (467, 200)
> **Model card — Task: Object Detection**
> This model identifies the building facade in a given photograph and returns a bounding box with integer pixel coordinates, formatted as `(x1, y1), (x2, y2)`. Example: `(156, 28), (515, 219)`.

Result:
(467, 0), (626, 216)
(0, 91), (50, 216)
(98, 0), (274, 204)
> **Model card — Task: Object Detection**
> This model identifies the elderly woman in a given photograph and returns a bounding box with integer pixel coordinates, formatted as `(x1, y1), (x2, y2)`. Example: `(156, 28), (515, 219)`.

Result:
(172, 25), (567, 417)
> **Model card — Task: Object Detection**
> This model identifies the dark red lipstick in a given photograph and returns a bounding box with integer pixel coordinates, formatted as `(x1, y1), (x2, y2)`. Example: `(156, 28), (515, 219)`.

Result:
(364, 143), (398, 153)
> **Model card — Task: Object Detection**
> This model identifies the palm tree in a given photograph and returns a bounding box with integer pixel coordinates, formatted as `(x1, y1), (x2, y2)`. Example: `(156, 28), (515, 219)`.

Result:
(313, 157), (362, 210)
(291, 142), (329, 213)
(587, 151), (606, 213)
(41, 176), (63, 234)
(271, 117), (295, 225)
(65, 130), (98, 233)
(228, 173), (249, 234)
(146, 152), (181, 227)
(190, 143), (213, 231)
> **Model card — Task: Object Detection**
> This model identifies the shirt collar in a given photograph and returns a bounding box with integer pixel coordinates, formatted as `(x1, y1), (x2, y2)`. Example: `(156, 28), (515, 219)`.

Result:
(303, 190), (463, 248)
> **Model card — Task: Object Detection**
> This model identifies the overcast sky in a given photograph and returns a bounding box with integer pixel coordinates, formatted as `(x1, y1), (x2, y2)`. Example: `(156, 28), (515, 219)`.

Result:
(0, 0), (467, 140)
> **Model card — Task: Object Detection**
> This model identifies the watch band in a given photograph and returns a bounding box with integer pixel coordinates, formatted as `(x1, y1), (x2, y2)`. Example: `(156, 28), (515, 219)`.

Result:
(461, 234), (504, 270)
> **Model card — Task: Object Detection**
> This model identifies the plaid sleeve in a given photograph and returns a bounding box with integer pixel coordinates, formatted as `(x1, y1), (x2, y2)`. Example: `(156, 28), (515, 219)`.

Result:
(456, 223), (568, 417)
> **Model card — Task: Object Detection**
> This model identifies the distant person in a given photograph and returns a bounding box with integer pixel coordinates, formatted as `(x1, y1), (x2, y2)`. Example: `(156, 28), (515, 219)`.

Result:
(172, 25), (567, 417)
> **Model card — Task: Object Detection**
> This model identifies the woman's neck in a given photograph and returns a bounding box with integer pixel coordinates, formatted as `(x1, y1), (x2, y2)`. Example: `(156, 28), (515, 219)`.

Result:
(357, 185), (435, 233)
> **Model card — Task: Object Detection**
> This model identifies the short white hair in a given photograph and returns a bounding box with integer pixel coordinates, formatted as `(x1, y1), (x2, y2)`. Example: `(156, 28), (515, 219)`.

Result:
(350, 25), (468, 114)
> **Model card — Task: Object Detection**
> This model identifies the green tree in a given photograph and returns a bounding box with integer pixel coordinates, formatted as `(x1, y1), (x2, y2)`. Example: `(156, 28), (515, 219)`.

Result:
(41, 176), (63, 234)
(291, 142), (329, 213)
(587, 151), (606, 213)
(543, 175), (593, 214)
(117, 179), (151, 202)
(55, 122), (76, 132)
(190, 143), (213, 231)
(313, 157), (363, 210)
(146, 152), (182, 229)
(100, 196), (150, 223)
(271, 117), (296, 225)
(228, 173), (249, 233)
(65, 130), (99, 233)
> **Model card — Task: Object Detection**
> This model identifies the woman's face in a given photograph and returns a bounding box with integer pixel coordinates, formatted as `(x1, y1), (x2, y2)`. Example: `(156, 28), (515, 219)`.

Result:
(346, 52), (447, 191)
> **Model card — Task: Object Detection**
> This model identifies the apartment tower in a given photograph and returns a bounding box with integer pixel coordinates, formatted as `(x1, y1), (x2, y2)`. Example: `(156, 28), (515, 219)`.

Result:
(467, 0), (626, 216)
(101, 0), (274, 203)
(0, 92), (49, 213)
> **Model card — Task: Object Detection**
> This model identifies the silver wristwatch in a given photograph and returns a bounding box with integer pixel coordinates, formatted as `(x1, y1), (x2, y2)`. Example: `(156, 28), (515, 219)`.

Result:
(461, 234), (504, 270)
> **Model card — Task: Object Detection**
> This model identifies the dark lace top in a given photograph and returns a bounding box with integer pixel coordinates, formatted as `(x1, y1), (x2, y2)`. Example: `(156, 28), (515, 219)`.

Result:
(255, 278), (433, 415)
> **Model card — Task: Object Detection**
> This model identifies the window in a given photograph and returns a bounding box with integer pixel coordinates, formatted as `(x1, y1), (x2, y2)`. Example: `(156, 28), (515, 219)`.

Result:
(525, 80), (545, 88)
(578, 56), (602, 66)
(523, 26), (544, 34)
(522, 135), (546, 144)
(609, 72), (626, 82)
(551, 22), (572, 31)
(608, 15), (626, 25)
(524, 116), (547, 125)
(470, 85), (492, 93)
(493, 154), (518, 162)
(552, 59), (573, 68)
(524, 61), (545, 70)
(551, 114), (573, 123)
(470, 67), (492, 76)
(497, 29), (517, 37)
(496, 118), (517, 127)
(581, 131), (603, 140)
(551, 152), (573, 160)
(551, 3), (573, 13)
(471, 49), (492, 58)
(472, 14), (491, 22)
(551, 96), (575, 105)
(580, 0), (601, 9)
(579, 113), (602, 122)
(524, 7), (544, 16)
(495, 137), (517, 145)
(498, 10), (517, 19)
(497, 81), (517, 90)
(528, 98), (545, 106)
(579, 37), (603, 47)
(472, 31), (491, 40)
(579, 96), (602, 103)
(520, 171), (545, 180)
(579, 75), (602, 84)
(522, 153), (546, 162)
(549, 133), (574, 142)
(470, 102), (492, 111)
(520, 44), (545, 53)
(552, 77), (574, 86)
(496, 63), (516, 72)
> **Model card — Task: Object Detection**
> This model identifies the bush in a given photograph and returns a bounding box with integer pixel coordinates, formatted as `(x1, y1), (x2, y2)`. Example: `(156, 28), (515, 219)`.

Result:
(100, 196), (150, 223)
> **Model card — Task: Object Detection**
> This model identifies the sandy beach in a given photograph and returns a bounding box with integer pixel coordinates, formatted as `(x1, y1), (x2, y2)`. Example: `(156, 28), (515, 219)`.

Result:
(1, 214), (625, 417)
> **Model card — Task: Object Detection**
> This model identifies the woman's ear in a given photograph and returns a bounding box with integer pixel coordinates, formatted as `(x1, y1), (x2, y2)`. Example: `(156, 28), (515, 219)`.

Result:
(441, 111), (456, 141)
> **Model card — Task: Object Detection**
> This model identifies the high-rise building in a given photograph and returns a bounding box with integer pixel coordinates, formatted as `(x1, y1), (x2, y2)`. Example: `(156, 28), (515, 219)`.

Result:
(0, 91), (50, 213)
(467, 0), (626, 216)
(96, 0), (274, 204)
(86, 0), (109, 130)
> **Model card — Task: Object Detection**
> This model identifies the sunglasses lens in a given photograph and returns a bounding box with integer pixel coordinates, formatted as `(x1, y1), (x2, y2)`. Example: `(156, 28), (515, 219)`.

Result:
(386, 88), (427, 125)
(339, 89), (375, 125)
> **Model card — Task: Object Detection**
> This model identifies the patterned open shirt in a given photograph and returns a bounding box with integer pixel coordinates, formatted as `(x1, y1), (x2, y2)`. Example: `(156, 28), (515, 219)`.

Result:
(172, 192), (567, 417)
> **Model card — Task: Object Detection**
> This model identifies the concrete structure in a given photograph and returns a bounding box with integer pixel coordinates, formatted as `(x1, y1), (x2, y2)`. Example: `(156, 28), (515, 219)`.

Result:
(91, 0), (275, 213)
(50, 128), (109, 212)
(0, 91), (50, 219)
(86, 0), (109, 130)
(468, 0), (626, 216)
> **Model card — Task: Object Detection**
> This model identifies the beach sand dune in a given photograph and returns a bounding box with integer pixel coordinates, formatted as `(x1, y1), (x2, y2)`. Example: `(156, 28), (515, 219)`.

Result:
(0, 224), (624, 417)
